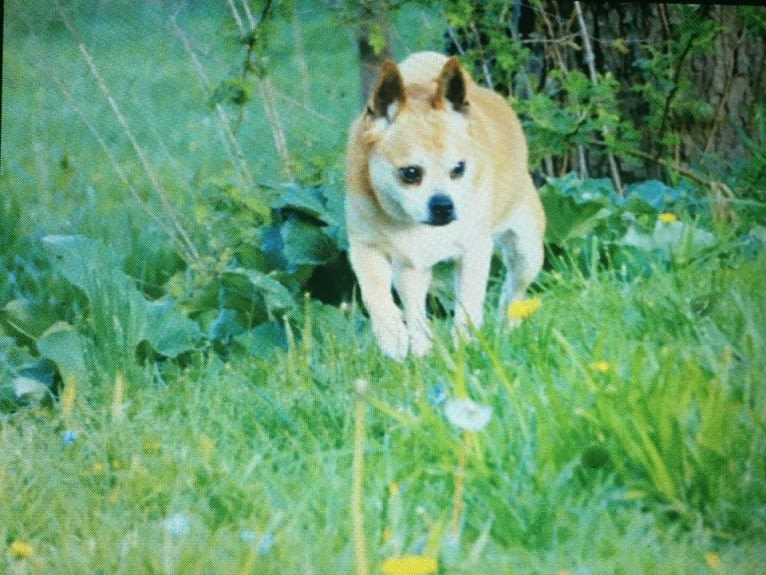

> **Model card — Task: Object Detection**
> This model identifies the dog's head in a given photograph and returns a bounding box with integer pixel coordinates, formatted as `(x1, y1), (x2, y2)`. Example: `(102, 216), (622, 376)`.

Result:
(363, 57), (474, 227)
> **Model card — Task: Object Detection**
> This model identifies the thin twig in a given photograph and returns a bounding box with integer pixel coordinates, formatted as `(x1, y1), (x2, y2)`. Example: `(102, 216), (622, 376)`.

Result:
(270, 90), (335, 124)
(538, 3), (566, 179)
(257, 79), (295, 182)
(291, 9), (312, 108)
(587, 137), (729, 196)
(625, 143), (737, 223)
(228, 0), (295, 183)
(577, 145), (588, 179)
(54, 0), (199, 262)
(574, 1), (623, 195)
(442, 13), (495, 89)
(469, 22), (495, 90)
(655, 7), (712, 156)
(53, 76), (171, 237)
(540, 5), (569, 73)
(443, 20), (467, 56)
(168, 11), (255, 191)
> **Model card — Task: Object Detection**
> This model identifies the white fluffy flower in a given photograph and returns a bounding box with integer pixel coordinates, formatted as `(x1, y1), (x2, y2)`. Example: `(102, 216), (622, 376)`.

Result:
(444, 398), (492, 432)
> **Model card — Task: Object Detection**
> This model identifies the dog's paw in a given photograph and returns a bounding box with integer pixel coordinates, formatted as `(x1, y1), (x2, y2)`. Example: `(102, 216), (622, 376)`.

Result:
(373, 316), (410, 361)
(409, 325), (433, 357)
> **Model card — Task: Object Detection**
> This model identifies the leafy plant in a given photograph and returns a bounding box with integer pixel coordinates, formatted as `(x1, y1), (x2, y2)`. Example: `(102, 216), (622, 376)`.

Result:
(539, 172), (727, 278)
(42, 235), (203, 361)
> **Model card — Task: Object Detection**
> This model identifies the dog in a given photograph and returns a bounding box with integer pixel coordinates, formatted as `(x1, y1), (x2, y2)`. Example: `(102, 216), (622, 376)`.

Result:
(345, 51), (545, 360)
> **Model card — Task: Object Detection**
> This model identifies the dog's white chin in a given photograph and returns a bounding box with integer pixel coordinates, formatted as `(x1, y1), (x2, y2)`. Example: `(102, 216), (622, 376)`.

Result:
(424, 215), (456, 227)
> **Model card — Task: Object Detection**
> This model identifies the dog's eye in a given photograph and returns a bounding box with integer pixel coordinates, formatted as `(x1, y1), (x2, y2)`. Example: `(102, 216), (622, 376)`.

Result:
(450, 161), (466, 179)
(398, 166), (423, 185)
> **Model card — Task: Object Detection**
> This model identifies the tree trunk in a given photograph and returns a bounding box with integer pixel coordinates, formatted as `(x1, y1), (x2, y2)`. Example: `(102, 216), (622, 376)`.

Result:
(579, 3), (764, 179)
(355, 10), (393, 106)
(684, 6), (764, 166)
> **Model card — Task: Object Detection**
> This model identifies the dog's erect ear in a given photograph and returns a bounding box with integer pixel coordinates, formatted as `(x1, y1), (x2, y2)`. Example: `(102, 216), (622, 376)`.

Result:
(436, 57), (468, 113)
(368, 61), (406, 121)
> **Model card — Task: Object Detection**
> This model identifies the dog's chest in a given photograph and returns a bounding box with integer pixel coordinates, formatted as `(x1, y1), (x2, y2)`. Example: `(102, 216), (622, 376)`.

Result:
(386, 222), (474, 270)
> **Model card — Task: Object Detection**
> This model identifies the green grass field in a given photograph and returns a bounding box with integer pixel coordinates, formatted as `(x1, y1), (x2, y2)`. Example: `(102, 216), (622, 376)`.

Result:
(2, 2), (765, 574)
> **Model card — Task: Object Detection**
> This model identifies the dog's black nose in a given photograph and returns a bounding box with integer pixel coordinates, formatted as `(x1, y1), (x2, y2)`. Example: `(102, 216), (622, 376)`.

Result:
(427, 194), (455, 226)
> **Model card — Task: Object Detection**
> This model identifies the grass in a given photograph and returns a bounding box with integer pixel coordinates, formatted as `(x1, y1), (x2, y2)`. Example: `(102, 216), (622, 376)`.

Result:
(2, 1), (766, 574)
(2, 252), (765, 573)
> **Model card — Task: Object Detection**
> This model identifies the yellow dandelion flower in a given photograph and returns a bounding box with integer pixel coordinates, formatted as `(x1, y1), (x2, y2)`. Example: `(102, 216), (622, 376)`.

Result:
(142, 438), (162, 454)
(198, 432), (215, 464)
(658, 212), (678, 224)
(705, 551), (721, 571)
(381, 555), (438, 575)
(590, 360), (610, 373)
(9, 540), (34, 560)
(507, 297), (541, 321)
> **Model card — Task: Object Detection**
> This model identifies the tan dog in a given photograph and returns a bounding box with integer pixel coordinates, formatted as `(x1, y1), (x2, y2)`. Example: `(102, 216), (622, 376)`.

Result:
(345, 51), (545, 360)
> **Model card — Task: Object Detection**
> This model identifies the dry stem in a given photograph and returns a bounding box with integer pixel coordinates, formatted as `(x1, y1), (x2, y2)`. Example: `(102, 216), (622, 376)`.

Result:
(574, 1), (623, 195)
(227, 0), (295, 183)
(54, 0), (199, 263)
(168, 11), (255, 192)
(53, 77), (173, 240)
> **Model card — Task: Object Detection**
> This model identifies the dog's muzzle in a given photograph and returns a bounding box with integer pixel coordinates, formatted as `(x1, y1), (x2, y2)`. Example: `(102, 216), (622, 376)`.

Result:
(427, 194), (455, 226)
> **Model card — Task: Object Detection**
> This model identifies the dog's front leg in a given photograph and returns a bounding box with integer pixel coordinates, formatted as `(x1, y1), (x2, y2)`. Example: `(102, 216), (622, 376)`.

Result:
(393, 261), (433, 357)
(349, 241), (409, 360)
(453, 237), (494, 341)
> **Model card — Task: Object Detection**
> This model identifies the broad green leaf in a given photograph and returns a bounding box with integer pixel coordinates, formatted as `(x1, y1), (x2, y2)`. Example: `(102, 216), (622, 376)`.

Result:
(623, 180), (681, 210)
(281, 219), (338, 266)
(11, 376), (50, 405)
(3, 358), (58, 407)
(540, 187), (610, 245)
(42, 235), (122, 296)
(619, 220), (716, 261)
(1, 298), (60, 341)
(209, 308), (244, 342)
(43, 235), (202, 359)
(36, 322), (89, 387)
(141, 299), (204, 358)
(241, 270), (296, 314)
(234, 321), (287, 358)
(273, 185), (333, 223)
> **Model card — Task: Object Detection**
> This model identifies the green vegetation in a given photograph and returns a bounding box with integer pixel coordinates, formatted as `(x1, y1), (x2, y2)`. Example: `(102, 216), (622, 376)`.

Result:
(2, 1), (764, 573)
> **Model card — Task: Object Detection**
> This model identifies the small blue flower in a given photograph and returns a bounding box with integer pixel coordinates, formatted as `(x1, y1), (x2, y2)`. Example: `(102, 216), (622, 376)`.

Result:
(428, 383), (447, 406)
(62, 429), (78, 445)
(240, 530), (275, 555)
(258, 533), (276, 555)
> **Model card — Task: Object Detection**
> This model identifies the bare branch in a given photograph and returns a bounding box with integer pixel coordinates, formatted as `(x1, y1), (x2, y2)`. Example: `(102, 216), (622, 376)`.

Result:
(228, 0), (295, 183)
(53, 76), (172, 238)
(54, 0), (199, 262)
(168, 11), (255, 191)
(573, 1), (623, 195)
